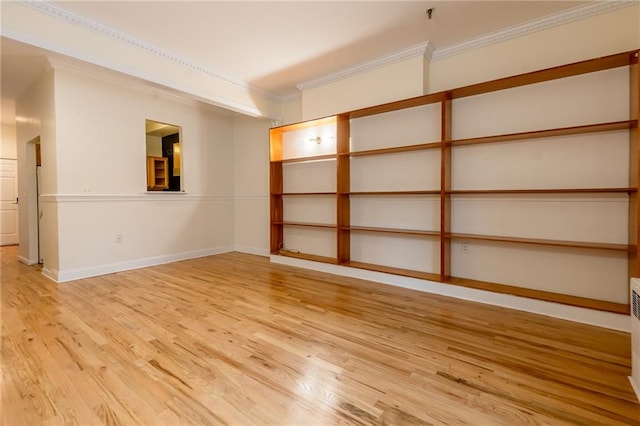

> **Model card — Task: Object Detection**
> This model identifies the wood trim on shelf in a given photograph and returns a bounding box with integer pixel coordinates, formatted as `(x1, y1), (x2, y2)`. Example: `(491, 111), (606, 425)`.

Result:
(345, 226), (440, 237)
(341, 261), (440, 282)
(449, 120), (637, 147)
(448, 187), (637, 195)
(269, 127), (283, 162)
(276, 250), (339, 264)
(281, 154), (336, 164)
(279, 192), (337, 196)
(348, 190), (441, 196)
(349, 141), (442, 157)
(269, 163), (283, 253)
(337, 113), (351, 264)
(447, 232), (632, 252)
(629, 52), (640, 283)
(445, 276), (630, 315)
(440, 91), (453, 281)
(276, 221), (337, 229)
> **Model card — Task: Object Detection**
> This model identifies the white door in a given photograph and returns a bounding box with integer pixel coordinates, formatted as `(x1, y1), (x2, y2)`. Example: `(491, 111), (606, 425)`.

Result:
(0, 158), (19, 246)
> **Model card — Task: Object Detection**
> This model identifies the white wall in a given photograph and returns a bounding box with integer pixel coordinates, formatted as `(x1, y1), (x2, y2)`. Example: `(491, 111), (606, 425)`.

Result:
(280, 96), (303, 126)
(302, 55), (426, 121)
(1, 116), (18, 159)
(40, 68), (238, 279)
(16, 69), (58, 268)
(429, 5), (640, 92)
(299, 5), (639, 117)
(232, 115), (271, 255)
(14, 62), (273, 279)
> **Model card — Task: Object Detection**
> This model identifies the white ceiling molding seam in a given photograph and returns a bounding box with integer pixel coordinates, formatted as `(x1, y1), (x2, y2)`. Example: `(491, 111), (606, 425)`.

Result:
(432, 0), (637, 61)
(297, 41), (433, 91)
(17, 0), (282, 103)
(278, 92), (303, 103)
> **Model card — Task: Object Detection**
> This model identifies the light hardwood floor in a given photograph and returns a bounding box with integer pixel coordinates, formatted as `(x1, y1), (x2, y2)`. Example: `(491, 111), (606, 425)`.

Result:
(1, 245), (638, 425)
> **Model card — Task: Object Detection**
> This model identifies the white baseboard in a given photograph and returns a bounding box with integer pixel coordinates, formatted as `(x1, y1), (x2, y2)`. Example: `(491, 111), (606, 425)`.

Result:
(42, 267), (58, 282)
(55, 246), (234, 283)
(630, 376), (640, 403)
(270, 255), (630, 332)
(18, 255), (38, 265)
(233, 245), (270, 257)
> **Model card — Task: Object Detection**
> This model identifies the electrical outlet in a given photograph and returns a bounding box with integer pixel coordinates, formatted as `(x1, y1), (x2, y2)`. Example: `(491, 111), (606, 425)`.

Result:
(462, 244), (469, 254)
(115, 234), (123, 243)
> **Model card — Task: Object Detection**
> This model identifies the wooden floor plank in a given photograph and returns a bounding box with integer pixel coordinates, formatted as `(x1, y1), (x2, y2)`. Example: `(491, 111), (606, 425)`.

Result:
(1, 246), (638, 425)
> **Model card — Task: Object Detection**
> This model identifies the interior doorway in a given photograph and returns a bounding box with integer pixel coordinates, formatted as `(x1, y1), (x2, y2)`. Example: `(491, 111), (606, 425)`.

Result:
(35, 142), (42, 263)
(20, 136), (43, 266)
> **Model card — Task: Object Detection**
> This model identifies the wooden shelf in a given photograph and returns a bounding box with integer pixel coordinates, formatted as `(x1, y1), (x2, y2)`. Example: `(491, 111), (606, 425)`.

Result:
(347, 190), (441, 196)
(341, 261), (440, 282)
(345, 226), (440, 237)
(447, 232), (632, 252)
(277, 192), (337, 196)
(448, 187), (637, 195)
(276, 250), (338, 264)
(450, 120), (637, 147)
(348, 141), (441, 157)
(445, 276), (630, 315)
(280, 154), (336, 164)
(275, 221), (336, 229)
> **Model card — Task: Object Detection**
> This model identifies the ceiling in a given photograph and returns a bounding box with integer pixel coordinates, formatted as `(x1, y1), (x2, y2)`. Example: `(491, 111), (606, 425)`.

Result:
(146, 120), (180, 138)
(2, 1), (589, 121)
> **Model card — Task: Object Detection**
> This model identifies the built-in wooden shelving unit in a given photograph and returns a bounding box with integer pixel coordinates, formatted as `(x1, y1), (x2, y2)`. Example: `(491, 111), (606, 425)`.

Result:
(270, 50), (640, 314)
(146, 156), (168, 191)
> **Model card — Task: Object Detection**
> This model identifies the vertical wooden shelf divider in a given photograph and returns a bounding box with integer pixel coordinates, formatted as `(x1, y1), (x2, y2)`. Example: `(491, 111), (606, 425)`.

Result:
(337, 113), (351, 263)
(440, 92), (453, 281)
(629, 51), (640, 283)
(269, 128), (284, 253)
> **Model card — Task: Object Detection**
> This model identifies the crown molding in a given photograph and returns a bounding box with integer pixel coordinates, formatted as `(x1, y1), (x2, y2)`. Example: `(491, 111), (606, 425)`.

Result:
(2, 24), (267, 117)
(44, 56), (239, 117)
(294, 1), (636, 91)
(432, 0), (637, 61)
(297, 41), (433, 91)
(11, 0), (637, 102)
(18, 0), (282, 103)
